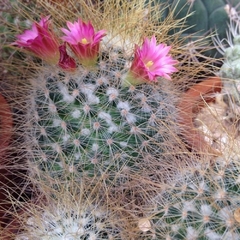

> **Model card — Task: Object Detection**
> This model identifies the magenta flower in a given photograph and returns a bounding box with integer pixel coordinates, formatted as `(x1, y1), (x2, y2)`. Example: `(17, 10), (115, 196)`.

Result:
(58, 42), (76, 71)
(61, 18), (106, 66)
(126, 36), (178, 85)
(13, 16), (60, 65)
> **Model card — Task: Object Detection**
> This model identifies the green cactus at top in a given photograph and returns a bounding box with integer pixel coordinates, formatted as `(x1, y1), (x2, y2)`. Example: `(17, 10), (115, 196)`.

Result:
(18, 15), (179, 183)
(141, 157), (240, 239)
(150, 0), (240, 58)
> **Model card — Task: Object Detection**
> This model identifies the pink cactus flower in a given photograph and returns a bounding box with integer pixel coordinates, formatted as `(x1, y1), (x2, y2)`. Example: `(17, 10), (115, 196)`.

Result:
(13, 16), (60, 65)
(61, 18), (106, 66)
(127, 36), (178, 85)
(58, 42), (76, 71)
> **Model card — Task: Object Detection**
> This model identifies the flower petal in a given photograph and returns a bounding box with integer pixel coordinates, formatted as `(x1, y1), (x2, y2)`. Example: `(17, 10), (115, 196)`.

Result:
(13, 16), (60, 65)
(61, 18), (106, 66)
(128, 36), (178, 84)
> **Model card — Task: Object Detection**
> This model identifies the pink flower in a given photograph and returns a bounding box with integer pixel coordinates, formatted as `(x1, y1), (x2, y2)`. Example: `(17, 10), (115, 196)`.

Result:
(58, 42), (76, 71)
(61, 18), (106, 66)
(13, 16), (60, 65)
(127, 36), (178, 85)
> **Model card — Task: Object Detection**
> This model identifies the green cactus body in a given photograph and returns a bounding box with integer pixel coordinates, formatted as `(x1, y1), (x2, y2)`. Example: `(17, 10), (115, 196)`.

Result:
(144, 158), (240, 239)
(220, 33), (240, 108)
(26, 47), (178, 181)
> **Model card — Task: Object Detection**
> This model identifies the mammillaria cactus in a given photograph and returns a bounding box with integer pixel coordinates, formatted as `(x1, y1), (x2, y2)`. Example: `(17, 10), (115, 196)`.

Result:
(12, 11), (181, 183)
(16, 202), (120, 239)
(6, 181), (124, 240)
(141, 157), (240, 239)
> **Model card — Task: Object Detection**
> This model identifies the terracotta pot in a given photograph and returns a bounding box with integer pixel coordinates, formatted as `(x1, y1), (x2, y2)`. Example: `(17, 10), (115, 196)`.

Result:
(1, 205), (27, 239)
(178, 76), (222, 154)
(0, 93), (15, 230)
(0, 93), (13, 159)
(0, 215), (22, 239)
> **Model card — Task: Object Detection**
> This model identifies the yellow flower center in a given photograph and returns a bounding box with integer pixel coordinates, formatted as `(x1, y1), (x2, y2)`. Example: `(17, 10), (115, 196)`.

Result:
(81, 38), (89, 44)
(145, 60), (154, 69)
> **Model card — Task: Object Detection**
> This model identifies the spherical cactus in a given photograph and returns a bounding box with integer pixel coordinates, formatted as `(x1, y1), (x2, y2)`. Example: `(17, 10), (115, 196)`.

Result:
(28, 69), (170, 175)
(26, 49), (178, 181)
(15, 202), (120, 240)
(142, 157), (240, 239)
(10, 9), (182, 184)
(10, 182), (123, 240)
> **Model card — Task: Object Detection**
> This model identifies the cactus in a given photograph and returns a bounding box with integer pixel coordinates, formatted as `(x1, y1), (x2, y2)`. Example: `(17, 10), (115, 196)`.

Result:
(9, 181), (124, 240)
(24, 44), (179, 182)
(16, 203), (119, 240)
(151, 0), (240, 58)
(214, 14), (240, 126)
(141, 157), (240, 239)
(16, 204), (120, 239)
(3, 1), (238, 239)
(3, 1), (228, 237)
(6, 0), (189, 186)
